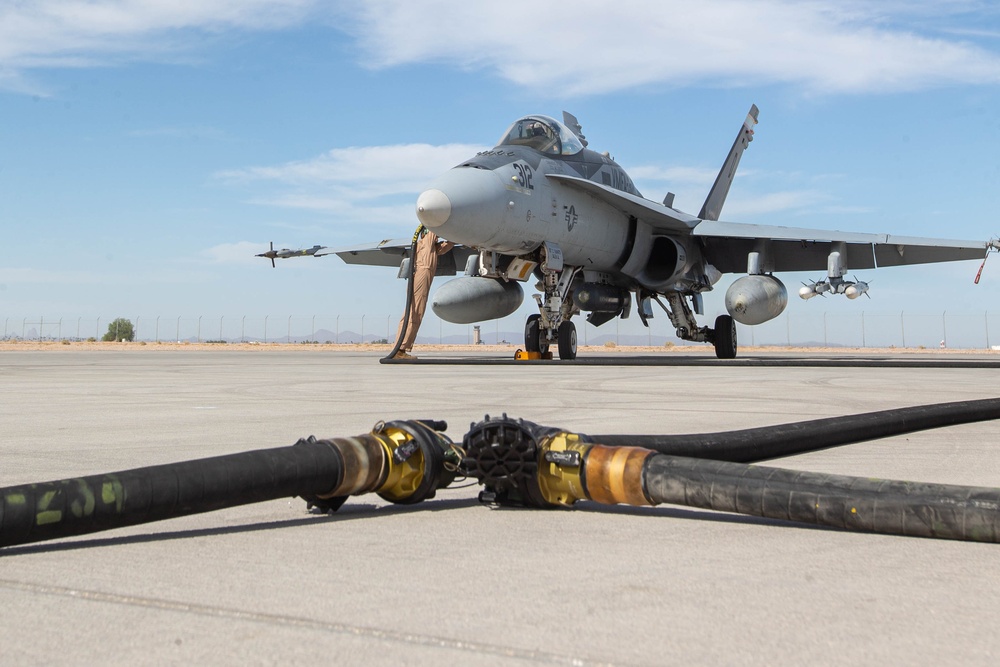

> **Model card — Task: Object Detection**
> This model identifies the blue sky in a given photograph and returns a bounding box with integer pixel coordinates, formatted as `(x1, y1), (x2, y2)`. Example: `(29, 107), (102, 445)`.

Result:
(2, 1), (999, 346)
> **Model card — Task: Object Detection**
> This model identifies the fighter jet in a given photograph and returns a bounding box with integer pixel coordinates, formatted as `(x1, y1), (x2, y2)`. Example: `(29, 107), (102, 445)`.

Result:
(257, 242), (328, 268)
(294, 107), (999, 359)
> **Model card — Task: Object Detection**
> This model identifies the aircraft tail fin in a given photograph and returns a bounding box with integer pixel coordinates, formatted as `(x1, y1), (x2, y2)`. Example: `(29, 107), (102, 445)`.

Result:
(698, 104), (758, 221)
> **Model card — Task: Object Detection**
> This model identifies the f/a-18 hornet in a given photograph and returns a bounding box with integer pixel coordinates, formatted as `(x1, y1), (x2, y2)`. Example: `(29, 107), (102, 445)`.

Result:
(273, 107), (997, 359)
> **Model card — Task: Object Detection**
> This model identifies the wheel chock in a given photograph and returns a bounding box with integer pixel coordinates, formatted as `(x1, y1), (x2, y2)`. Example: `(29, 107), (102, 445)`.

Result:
(514, 349), (553, 360)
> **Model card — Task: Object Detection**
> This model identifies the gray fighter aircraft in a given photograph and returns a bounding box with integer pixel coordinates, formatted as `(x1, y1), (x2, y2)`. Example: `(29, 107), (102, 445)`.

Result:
(291, 107), (998, 359)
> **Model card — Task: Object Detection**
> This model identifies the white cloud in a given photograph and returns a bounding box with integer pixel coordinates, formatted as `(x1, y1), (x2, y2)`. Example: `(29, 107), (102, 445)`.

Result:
(0, 0), (317, 92)
(3, 1), (998, 96)
(217, 143), (483, 221)
(343, 1), (1000, 95)
(725, 190), (833, 218)
(201, 241), (269, 265)
(629, 165), (719, 187)
(0, 267), (104, 284)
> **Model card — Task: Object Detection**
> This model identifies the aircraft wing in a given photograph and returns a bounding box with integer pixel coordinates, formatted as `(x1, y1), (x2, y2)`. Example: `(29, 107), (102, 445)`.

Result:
(315, 238), (412, 267)
(317, 238), (476, 276)
(693, 220), (991, 273)
(546, 174), (700, 233)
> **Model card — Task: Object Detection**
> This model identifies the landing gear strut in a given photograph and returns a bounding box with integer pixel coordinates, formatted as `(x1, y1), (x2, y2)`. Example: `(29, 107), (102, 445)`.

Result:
(523, 263), (581, 360)
(653, 293), (739, 359)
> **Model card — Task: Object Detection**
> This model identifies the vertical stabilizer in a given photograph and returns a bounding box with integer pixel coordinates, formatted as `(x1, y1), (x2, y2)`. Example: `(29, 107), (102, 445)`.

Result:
(698, 105), (758, 221)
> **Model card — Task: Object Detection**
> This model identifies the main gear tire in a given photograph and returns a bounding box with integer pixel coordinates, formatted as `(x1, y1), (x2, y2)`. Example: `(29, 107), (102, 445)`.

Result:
(713, 314), (737, 359)
(557, 321), (577, 360)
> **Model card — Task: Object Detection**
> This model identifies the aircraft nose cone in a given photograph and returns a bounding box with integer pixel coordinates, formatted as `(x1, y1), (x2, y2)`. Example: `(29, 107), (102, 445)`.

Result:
(416, 189), (452, 228)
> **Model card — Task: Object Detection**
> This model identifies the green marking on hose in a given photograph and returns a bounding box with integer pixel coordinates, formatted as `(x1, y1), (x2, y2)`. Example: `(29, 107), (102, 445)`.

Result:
(36, 510), (62, 525)
(101, 477), (125, 512)
(34, 490), (63, 525)
(6, 493), (26, 506)
(71, 479), (96, 518)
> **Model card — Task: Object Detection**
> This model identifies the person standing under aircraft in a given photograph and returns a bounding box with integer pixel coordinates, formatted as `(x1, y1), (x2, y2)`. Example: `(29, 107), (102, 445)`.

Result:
(393, 226), (454, 359)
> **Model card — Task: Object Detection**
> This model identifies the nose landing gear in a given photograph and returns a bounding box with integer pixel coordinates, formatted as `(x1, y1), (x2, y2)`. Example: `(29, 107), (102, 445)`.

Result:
(522, 314), (577, 360)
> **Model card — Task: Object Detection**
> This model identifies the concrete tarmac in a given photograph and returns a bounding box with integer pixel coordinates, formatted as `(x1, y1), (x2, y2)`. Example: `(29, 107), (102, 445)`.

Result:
(2, 349), (999, 666)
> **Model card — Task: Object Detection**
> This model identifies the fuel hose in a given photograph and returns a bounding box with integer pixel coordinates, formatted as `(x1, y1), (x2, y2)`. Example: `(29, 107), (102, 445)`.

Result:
(461, 413), (1000, 543)
(0, 420), (456, 549)
(380, 225), (423, 363)
(586, 397), (1000, 463)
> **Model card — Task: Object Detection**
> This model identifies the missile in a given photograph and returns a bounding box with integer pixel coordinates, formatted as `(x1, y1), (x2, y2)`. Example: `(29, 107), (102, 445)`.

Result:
(798, 280), (831, 300)
(845, 281), (870, 299)
(431, 276), (524, 324)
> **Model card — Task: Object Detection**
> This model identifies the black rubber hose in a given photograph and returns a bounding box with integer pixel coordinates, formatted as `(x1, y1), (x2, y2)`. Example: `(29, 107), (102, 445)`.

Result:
(587, 397), (1000, 463)
(0, 439), (344, 549)
(381, 228), (422, 363)
(642, 454), (1000, 543)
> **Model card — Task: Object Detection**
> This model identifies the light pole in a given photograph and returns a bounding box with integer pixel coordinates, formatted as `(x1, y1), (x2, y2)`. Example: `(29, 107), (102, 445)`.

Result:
(336, 315), (339, 344)
(264, 315), (269, 343)
(861, 311), (866, 348)
(156, 316), (160, 343)
(361, 314), (366, 343)
(197, 315), (202, 343)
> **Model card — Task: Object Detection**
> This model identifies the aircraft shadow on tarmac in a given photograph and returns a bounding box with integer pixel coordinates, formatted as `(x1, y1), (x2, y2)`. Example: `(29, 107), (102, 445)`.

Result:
(384, 355), (1000, 369)
(1, 493), (837, 556)
(0, 497), (481, 556)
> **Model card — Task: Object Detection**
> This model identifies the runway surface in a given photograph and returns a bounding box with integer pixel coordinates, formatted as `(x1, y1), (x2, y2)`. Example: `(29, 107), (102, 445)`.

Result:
(2, 349), (999, 665)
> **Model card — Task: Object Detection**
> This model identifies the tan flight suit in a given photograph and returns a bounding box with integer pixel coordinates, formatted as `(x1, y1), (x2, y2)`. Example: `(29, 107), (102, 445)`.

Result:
(394, 230), (454, 352)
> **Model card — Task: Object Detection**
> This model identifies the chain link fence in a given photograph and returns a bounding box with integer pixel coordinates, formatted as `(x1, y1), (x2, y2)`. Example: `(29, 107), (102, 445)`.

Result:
(3, 311), (998, 350)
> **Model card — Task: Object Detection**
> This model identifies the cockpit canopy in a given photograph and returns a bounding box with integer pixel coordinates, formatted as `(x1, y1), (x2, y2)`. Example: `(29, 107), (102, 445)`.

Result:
(496, 115), (585, 156)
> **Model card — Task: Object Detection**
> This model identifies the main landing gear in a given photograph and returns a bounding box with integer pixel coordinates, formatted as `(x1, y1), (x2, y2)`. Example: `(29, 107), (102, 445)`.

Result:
(654, 293), (738, 359)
